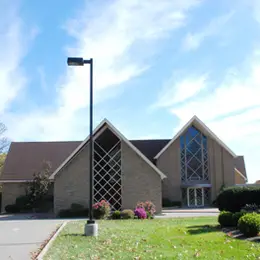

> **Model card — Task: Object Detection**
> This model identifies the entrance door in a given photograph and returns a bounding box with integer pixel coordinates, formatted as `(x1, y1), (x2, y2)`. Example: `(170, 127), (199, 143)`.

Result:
(187, 188), (204, 207)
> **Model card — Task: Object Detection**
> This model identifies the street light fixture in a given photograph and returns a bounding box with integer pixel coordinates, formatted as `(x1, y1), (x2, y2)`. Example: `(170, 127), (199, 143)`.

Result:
(67, 57), (98, 236)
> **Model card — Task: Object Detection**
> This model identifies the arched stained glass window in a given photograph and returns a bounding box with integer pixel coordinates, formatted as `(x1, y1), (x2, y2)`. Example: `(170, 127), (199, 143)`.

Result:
(180, 125), (209, 182)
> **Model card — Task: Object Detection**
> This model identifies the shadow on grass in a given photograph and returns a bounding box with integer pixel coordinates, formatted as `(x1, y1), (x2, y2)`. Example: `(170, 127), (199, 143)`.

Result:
(187, 224), (221, 235)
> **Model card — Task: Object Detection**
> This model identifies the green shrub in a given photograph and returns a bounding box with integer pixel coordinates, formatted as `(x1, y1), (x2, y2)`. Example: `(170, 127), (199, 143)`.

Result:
(242, 204), (260, 213)
(238, 213), (260, 237)
(121, 209), (134, 219)
(218, 211), (234, 227)
(232, 212), (246, 226)
(111, 210), (121, 220)
(15, 195), (32, 212)
(5, 204), (20, 213)
(71, 203), (84, 210)
(58, 203), (89, 218)
(162, 198), (181, 207)
(215, 186), (260, 213)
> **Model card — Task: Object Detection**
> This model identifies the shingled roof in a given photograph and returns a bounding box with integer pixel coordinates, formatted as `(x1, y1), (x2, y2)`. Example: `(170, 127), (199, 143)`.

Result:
(0, 139), (170, 181)
(0, 138), (247, 181)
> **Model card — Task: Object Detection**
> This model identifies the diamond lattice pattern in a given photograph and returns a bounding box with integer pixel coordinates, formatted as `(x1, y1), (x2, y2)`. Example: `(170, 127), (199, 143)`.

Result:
(93, 130), (122, 211)
(180, 125), (209, 182)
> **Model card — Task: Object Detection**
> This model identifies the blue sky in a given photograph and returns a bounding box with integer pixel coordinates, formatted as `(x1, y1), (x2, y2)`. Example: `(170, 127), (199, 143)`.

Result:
(1, 0), (260, 183)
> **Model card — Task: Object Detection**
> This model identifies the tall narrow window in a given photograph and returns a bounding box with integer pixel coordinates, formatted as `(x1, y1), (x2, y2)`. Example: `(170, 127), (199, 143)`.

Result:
(180, 125), (209, 182)
(93, 128), (122, 210)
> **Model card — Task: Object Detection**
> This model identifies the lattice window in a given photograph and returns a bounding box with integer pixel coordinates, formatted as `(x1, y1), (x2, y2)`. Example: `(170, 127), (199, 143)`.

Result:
(180, 125), (209, 182)
(93, 128), (122, 211)
(203, 188), (211, 206)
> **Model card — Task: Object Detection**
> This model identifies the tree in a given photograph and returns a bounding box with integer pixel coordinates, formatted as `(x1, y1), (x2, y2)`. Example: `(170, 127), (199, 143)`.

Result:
(0, 122), (9, 153)
(26, 161), (52, 209)
(0, 153), (6, 176)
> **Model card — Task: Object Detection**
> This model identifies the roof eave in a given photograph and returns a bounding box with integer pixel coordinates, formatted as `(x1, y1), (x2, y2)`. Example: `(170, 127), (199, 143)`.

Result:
(50, 118), (167, 180)
(154, 115), (237, 160)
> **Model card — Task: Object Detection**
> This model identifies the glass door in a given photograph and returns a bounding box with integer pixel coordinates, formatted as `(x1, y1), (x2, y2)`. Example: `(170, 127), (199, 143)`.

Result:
(187, 188), (204, 207)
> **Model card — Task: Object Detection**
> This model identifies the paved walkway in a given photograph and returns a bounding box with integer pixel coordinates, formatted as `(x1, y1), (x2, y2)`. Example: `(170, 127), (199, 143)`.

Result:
(0, 217), (63, 260)
(0, 209), (219, 259)
(156, 207), (219, 218)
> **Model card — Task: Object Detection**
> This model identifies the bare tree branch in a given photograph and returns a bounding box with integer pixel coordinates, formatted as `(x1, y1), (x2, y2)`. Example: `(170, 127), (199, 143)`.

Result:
(0, 122), (10, 153)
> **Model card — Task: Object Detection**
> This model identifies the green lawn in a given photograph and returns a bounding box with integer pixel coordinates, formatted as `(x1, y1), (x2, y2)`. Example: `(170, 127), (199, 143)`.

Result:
(44, 217), (260, 260)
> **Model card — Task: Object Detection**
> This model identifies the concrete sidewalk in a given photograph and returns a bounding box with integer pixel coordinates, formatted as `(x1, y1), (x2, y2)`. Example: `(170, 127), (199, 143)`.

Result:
(0, 218), (63, 260)
(162, 207), (219, 213)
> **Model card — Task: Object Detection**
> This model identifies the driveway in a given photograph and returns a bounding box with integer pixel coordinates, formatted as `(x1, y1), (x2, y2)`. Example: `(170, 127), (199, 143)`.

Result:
(0, 215), (63, 260)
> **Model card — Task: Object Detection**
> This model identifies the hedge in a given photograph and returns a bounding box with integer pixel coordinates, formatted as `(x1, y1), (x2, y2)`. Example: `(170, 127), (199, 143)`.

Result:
(215, 186), (260, 213)
(238, 213), (260, 237)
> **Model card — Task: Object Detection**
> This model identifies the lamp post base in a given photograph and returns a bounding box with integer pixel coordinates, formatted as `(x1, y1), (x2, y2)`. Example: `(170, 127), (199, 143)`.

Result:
(84, 222), (98, 236)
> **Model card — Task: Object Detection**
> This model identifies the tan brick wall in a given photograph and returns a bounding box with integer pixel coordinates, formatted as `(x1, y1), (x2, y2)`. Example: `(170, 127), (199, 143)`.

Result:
(1, 183), (27, 212)
(156, 125), (236, 204)
(54, 144), (90, 215)
(156, 137), (181, 202)
(208, 139), (235, 199)
(121, 141), (162, 213)
(235, 171), (246, 184)
(54, 139), (163, 215)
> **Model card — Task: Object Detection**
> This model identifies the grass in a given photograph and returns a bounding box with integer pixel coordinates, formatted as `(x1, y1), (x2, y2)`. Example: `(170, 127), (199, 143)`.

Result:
(44, 217), (260, 260)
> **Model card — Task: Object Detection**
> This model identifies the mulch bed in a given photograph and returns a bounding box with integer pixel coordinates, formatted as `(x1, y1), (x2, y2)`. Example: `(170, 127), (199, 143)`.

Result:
(222, 227), (260, 242)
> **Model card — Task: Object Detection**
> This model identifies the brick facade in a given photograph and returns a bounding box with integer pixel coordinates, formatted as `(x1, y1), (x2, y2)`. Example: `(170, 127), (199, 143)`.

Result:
(53, 139), (162, 215)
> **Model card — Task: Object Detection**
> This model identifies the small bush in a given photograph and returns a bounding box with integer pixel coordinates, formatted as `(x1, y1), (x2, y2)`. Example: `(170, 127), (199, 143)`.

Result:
(58, 203), (89, 218)
(218, 211), (234, 227)
(121, 209), (134, 219)
(5, 204), (20, 213)
(242, 204), (260, 213)
(134, 207), (147, 219)
(162, 198), (181, 207)
(136, 201), (156, 218)
(111, 210), (121, 220)
(238, 213), (260, 237)
(15, 195), (32, 212)
(93, 200), (110, 219)
(232, 212), (246, 227)
(71, 203), (84, 210)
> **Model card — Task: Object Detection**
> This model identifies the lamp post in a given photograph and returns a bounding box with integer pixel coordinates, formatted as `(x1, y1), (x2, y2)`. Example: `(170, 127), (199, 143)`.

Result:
(67, 57), (98, 236)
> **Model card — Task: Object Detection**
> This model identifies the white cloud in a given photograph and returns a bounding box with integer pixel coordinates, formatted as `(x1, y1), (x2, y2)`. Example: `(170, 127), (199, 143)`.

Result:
(0, 2), (38, 115)
(182, 11), (235, 51)
(157, 52), (260, 183)
(59, 0), (203, 114)
(152, 74), (207, 109)
(5, 0), (203, 141)
(170, 58), (260, 127)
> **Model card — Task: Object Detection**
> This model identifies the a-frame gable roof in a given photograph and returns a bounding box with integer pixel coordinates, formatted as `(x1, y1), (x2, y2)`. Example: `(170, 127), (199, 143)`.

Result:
(50, 118), (166, 180)
(154, 115), (237, 160)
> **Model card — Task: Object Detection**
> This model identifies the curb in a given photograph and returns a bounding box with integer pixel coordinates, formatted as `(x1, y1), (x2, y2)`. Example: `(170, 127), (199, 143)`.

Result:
(36, 221), (67, 260)
(162, 211), (219, 214)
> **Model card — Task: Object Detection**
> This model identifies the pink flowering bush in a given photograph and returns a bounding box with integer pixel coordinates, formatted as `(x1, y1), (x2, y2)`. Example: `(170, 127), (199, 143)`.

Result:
(93, 200), (110, 219)
(134, 207), (147, 219)
(136, 201), (156, 219)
